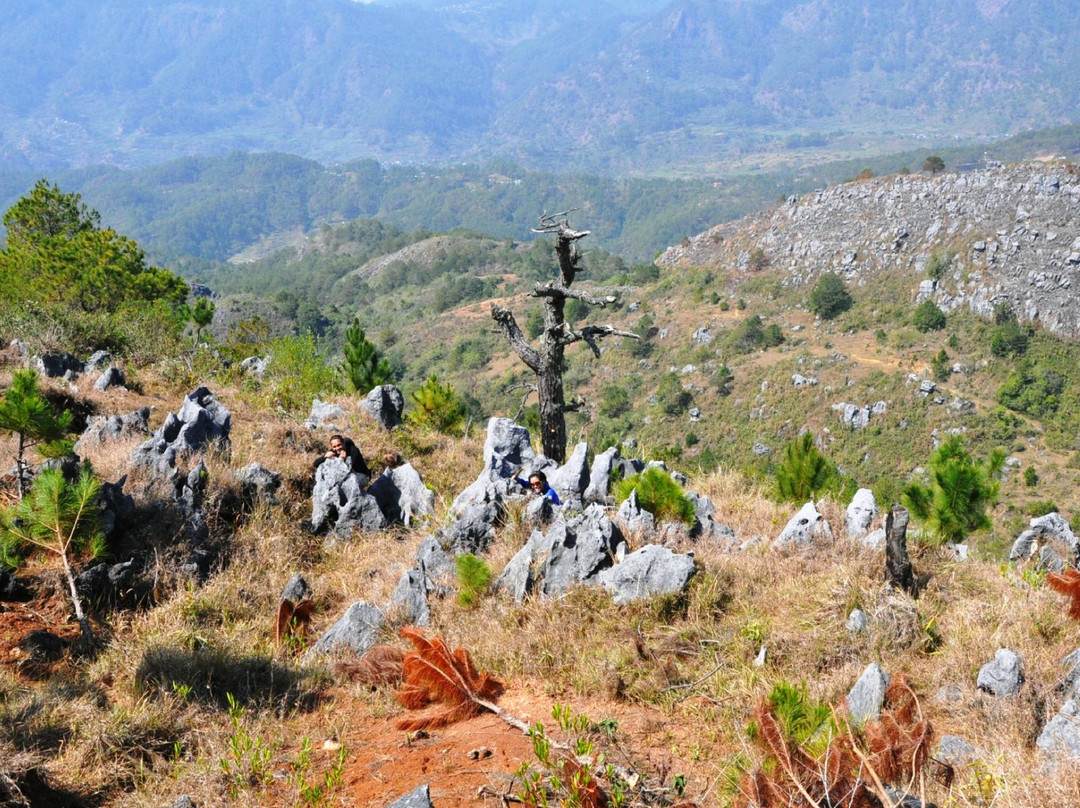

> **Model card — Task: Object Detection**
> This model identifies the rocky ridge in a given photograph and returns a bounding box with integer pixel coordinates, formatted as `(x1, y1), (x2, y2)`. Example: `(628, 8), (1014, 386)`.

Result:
(658, 162), (1080, 338)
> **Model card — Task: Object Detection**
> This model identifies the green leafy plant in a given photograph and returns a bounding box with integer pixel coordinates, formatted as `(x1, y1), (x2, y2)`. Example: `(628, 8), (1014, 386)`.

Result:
(903, 435), (1005, 545)
(1, 467), (103, 648)
(290, 737), (348, 808)
(775, 432), (837, 504)
(341, 317), (393, 394)
(187, 296), (216, 340)
(409, 375), (466, 435)
(912, 300), (947, 332)
(924, 250), (954, 281)
(220, 692), (273, 796)
(614, 466), (696, 525)
(454, 553), (493, 608)
(808, 272), (853, 320)
(0, 369), (73, 499)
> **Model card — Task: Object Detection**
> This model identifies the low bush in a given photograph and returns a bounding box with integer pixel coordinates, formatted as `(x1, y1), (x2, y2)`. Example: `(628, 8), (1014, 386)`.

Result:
(614, 466), (696, 525)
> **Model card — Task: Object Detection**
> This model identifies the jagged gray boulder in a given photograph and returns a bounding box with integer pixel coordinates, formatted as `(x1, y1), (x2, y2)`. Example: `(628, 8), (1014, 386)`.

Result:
(492, 538), (538, 603)
(451, 417), (550, 514)
(34, 352), (84, 378)
(311, 458), (385, 535)
(846, 663), (890, 725)
(306, 398), (347, 430)
(361, 384), (405, 430)
(846, 488), (877, 539)
(93, 365), (126, 391)
(977, 648), (1024, 696)
(439, 501), (501, 555)
(386, 784), (434, 808)
(368, 463), (434, 526)
(414, 536), (455, 593)
(1009, 512), (1079, 569)
(75, 559), (137, 604)
(773, 501), (833, 549)
(232, 463), (282, 504)
(524, 494), (555, 526)
(239, 356), (268, 377)
(686, 491), (737, 544)
(595, 545), (695, 605)
(85, 350), (112, 373)
(584, 446), (621, 505)
(131, 388), (231, 482)
(539, 506), (624, 597)
(74, 407), (150, 454)
(1037, 699), (1080, 762)
(615, 489), (656, 536)
(546, 442), (589, 506)
(860, 528), (886, 550)
(389, 569), (430, 627)
(305, 601), (385, 660)
(281, 573), (312, 603)
(98, 474), (135, 537)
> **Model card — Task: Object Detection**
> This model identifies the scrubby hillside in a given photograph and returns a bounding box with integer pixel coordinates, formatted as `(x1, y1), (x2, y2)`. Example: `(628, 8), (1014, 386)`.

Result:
(4, 161), (1080, 807)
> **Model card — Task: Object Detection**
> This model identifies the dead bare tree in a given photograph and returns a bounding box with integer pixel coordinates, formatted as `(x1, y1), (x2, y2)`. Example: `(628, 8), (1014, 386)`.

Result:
(491, 212), (637, 462)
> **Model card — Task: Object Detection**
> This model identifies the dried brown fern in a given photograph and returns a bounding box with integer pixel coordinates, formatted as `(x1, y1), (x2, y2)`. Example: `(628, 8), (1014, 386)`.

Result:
(274, 599), (316, 645)
(863, 674), (933, 787)
(1048, 569), (1080, 621)
(393, 627), (506, 731)
(333, 645), (405, 686)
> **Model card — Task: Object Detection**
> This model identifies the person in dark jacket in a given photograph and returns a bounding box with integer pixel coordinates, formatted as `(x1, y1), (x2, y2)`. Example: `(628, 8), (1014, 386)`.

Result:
(313, 434), (371, 477)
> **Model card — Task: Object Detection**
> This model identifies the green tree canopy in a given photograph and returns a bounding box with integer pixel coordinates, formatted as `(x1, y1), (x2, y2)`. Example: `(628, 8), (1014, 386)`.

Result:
(776, 431), (837, 503)
(808, 273), (853, 320)
(341, 318), (393, 394)
(922, 156), (945, 175)
(903, 435), (1005, 545)
(912, 300), (947, 332)
(0, 369), (73, 499)
(0, 180), (188, 313)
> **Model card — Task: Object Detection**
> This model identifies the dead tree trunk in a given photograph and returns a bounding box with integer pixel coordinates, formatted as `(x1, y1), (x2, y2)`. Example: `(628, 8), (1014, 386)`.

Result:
(885, 505), (916, 596)
(492, 213), (637, 462)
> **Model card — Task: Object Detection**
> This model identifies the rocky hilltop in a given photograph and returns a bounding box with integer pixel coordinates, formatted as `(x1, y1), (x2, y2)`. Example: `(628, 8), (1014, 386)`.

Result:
(659, 162), (1080, 338)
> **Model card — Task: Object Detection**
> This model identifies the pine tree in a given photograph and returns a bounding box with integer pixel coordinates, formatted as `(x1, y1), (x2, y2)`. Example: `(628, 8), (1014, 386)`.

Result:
(0, 369), (73, 499)
(776, 432), (835, 503)
(903, 435), (1005, 545)
(341, 318), (392, 395)
(1, 467), (104, 649)
(409, 375), (466, 435)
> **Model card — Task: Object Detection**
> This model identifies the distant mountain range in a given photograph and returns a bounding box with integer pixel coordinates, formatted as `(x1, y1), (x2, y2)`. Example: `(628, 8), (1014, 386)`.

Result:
(4, 0), (1080, 174)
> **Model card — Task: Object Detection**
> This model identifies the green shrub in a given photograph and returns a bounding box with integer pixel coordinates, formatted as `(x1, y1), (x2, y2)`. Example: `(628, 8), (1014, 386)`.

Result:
(924, 250), (953, 281)
(409, 375), (466, 435)
(614, 467), (696, 525)
(1023, 466), (1039, 487)
(655, 373), (692, 415)
(455, 553), (493, 608)
(599, 384), (631, 418)
(256, 335), (341, 415)
(341, 318), (393, 394)
(931, 349), (951, 382)
(997, 363), (1063, 417)
(903, 435), (1004, 545)
(775, 432), (837, 503)
(912, 301), (947, 332)
(1026, 499), (1057, 517)
(808, 273), (853, 320)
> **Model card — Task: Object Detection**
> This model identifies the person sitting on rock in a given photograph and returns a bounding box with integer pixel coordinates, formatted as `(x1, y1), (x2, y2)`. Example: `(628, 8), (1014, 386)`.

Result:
(516, 470), (561, 505)
(314, 434), (371, 477)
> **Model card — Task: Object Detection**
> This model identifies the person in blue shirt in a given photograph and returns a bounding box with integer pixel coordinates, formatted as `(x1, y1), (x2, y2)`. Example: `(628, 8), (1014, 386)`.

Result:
(516, 470), (561, 505)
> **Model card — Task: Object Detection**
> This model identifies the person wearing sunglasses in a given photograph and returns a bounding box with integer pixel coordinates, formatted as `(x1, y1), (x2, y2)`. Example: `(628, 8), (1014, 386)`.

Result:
(515, 470), (561, 505)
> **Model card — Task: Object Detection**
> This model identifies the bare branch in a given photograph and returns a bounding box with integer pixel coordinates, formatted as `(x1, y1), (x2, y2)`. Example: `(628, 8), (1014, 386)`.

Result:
(491, 305), (541, 373)
(530, 283), (618, 307)
(556, 323), (640, 357)
(502, 382), (538, 422)
(532, 209), (589, 239)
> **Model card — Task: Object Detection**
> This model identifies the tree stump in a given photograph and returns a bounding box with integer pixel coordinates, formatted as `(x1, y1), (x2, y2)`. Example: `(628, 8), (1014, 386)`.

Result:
(885, 505), (916, 596)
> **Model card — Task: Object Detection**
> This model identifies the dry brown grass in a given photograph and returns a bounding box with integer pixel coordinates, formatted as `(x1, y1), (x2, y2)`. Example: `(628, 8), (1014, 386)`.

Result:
(3, 366), (1080, 807)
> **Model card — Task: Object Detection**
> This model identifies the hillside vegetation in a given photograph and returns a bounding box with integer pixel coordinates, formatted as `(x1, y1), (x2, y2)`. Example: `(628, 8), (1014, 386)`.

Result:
(3, 162), (1080, 807)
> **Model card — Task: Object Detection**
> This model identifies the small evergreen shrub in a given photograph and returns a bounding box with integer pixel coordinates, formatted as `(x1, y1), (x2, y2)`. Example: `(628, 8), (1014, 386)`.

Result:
(1026, 500), (1058, 517)
(455, 553), (493, 608)
(775, 432), (837, 503)
(409, 375), (466, 435)
(1023, 466), (1039, 487)
(614, 467), (696, 525)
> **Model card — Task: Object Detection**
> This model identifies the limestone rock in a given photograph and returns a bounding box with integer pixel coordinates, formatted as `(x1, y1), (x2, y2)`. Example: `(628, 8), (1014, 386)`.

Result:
(595, 545), (695, 605)
(305, 601), (385, 660)
(362, 385), (405, 430)
(846, 663), (890, 725)
(977, 648), (1023, 696)
(846, 488), (878, 539)
(773, 502), (833, 549)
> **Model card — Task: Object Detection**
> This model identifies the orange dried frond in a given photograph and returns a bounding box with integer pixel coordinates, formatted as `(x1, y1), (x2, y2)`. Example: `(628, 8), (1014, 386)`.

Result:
(275, 599), (317, 645)
(393, 627), (504, 731)
(561, 757), (610, 808)
(334, 645), (405, 686)
(1048, 570), (1080, 621)
(865, 674), (934, 785)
